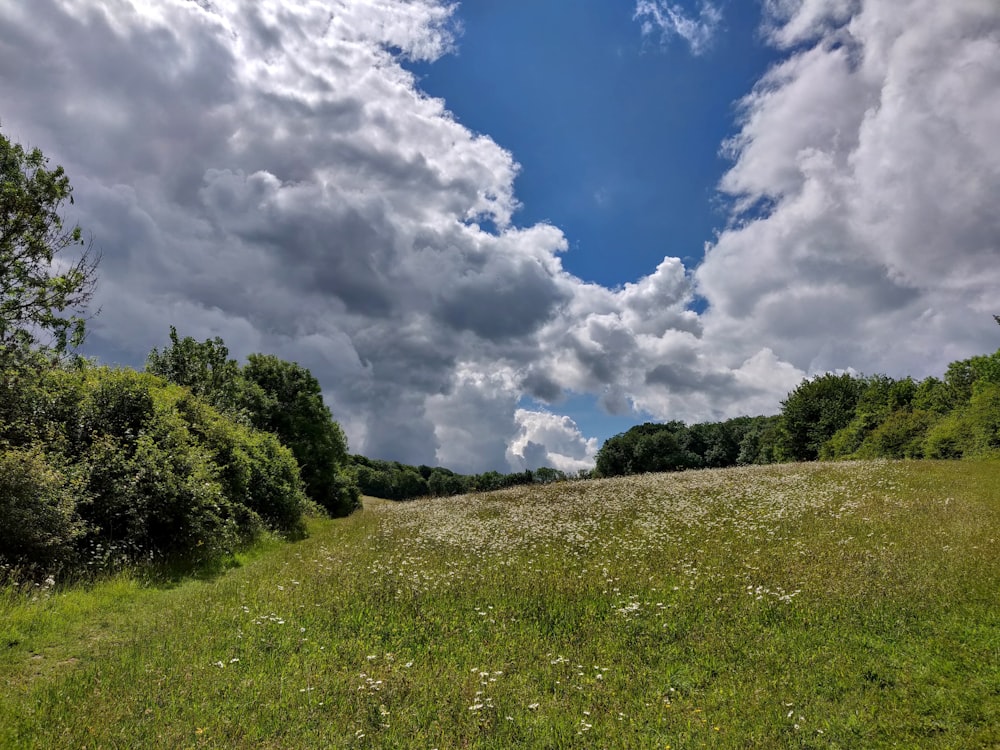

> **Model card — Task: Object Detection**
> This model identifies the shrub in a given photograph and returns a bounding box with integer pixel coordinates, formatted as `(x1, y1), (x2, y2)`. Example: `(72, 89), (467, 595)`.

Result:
(173, 388), (306, 535)
(2, 364), (309, 570)
(0, 448), (84, 572)
(855, 409), (937, 459)
(923, 413), (972, 459)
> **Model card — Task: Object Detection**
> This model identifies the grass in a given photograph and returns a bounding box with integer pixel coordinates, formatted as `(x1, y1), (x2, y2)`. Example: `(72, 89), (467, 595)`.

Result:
(2, 460), (999, 748)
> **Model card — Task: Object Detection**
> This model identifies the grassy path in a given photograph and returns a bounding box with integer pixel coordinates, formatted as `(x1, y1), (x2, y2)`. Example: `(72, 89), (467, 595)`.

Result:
(2, 462), (999, 748)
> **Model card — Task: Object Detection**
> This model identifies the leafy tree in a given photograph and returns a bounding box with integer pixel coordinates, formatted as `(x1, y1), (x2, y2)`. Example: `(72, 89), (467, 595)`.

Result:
(854, 409), (936, 459)
(1, 127), (98, 365)
(595, 421), (700, 477)
(736, 415), (787, 465)
(393, 467), (429, 500)
(472, 470), (506, 492)
(428, 467), (468, 496)
(821, 376), (918, 459)
(912, 376), (952, 415)
(533, 466), (566, 484)
(242, 354), (359, 516)
(781, 373), (866, 461)
(355, 464), (395, 499)
(147, 332), (360, 517)
(146, 327), (247, 415)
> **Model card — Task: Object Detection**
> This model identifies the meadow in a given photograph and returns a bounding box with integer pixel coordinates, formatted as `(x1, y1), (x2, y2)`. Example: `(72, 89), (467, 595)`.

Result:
(2, 460), (998, 748)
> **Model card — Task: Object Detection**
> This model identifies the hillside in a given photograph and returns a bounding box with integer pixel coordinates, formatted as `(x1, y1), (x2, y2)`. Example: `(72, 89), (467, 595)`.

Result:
(2, 460), (998, 748)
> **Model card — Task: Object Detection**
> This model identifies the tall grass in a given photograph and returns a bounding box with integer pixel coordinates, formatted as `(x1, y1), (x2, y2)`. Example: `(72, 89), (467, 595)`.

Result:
(2, 461), (998, 748)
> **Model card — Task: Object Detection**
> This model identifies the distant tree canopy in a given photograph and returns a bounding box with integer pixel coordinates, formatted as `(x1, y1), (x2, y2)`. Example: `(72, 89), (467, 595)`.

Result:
(350, 454), (569, 501)
(594, 416), (776, 477)
(595, 346), (1000, 478)
(781, 373), (867, 461)
(147, 330), (359, 517)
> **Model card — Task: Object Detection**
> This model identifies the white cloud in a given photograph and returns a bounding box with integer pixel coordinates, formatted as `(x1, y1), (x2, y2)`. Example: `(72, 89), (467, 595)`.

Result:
(634, 0), (723, 55)
(507, 410), (598, 475)
(761, 0), (859, 48)
(699, 0), (1000, 378)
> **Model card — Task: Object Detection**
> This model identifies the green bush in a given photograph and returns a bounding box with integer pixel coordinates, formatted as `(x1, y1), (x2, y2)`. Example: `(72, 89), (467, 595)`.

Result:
(0, 448), (84, 572)
(174, 389), (306, 535)
(961, 382), (1000, 457)
(2, 364), (310, 571)
(855, 409), (937, 459)
(923, 413), (972, 459)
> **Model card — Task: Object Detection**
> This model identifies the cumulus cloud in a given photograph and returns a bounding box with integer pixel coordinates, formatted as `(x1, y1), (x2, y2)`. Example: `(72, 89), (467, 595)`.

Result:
(507, 410), (598, 475)
(699, 0), (1000, 378)
(634, 0), (723, 55)
(1, 0), (996, 473)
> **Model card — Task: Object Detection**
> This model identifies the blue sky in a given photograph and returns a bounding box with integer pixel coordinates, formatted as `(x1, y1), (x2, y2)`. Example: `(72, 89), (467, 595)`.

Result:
(408, 1), (776, 288)
(1, 0), (997, 472)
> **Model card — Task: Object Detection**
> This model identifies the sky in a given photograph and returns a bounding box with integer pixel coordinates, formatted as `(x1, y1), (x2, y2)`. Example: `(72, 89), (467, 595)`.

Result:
(1, 0), (998, 474)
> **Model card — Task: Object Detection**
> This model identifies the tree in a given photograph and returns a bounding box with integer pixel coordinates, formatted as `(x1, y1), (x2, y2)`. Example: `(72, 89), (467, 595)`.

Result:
(1, 127), (98, 364)
(146, 327), (247, 415)
(594, 421), (700, 477)
(242, 354), (359, 516)
(781, 373), (866, 461)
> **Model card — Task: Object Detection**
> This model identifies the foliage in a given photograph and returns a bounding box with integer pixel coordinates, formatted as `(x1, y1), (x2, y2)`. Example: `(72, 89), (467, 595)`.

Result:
(350, 455), (566, 500)
(242, 354), (359, 517)
(0, 127), (98, 366)
(595, 344), (1000, 474)
(923, 381), (1000, 459)
(735, 415), (787, 465)
(853, 409), (935, 459)
(146, 326), (248, 415)
(781, 373), (866, 461)
(821, 375), (918, 459)
(594, 417), (776, 477)
(0, 364), (307, 572)
(0, 447), (84, 572)
(147, 332), (360, 517)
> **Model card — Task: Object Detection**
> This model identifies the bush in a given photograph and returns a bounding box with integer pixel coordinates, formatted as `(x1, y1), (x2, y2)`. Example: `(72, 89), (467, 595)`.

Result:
(960, 382), (1000, 457)
(2, 364), (310, 571)
(0, 448), (84, 572)
(923, 413), (971, 459)
(174, 389), (306, 535)
(242, 354), (359, 516)
(782, 373), (866, 461)
(855, 410), (937, 459)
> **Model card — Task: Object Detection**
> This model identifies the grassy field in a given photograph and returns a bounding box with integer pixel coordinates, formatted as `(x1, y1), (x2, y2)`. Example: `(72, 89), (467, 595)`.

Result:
(2, 460), (999, 748)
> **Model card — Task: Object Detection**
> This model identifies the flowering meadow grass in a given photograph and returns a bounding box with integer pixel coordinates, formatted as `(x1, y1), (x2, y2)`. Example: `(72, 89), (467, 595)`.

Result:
(1, 460), (998, 748)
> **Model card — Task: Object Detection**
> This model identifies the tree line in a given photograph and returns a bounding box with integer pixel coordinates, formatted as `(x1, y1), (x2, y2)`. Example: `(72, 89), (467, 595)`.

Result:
(351, 456), (572, 501)
(594, 349), (1000, 477)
